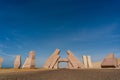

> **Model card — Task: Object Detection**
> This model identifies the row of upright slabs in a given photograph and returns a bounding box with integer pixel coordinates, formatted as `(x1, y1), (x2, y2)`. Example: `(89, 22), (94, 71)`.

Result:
(0, 49), (119, 69)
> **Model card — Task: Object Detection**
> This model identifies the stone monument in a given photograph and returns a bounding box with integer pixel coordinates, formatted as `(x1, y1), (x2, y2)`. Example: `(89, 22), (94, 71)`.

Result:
(87, 56), (93, 68)
(82, 55), (88, 68)
(82, 55), (93, 68)
(67, 50), (84, 69)
(44, 49), (60, 69)
(44, 49), (83, 69)
(101, 53), (117, 68)
(14, 55), (21, 69)
(0, 58), (3, 68)
(22, 51), (36, 68)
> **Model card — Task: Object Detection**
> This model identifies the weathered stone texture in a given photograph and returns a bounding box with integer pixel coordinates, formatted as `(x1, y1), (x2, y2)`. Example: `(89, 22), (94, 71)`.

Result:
(22, 51), (36, 69)
(67, 50), (84, 69)
(101, 53), (117, 68)
(44, 49), (60, 69)
(82, 55), (88, 68)
(0, 58), (3, 68)
(14, 55), (21, 68)
(87, 56), (93, 68)
(44, 49), (83, 69)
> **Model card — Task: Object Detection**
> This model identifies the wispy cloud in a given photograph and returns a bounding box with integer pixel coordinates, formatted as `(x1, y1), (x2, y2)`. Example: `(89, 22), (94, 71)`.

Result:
(5, 37), (10, 41)
(0, 44), (4, 48)
(0, 44), (7, 48)
(16, 45), (23, 49)
(72, 23), (119, 42)
(0, 49), (16, 57)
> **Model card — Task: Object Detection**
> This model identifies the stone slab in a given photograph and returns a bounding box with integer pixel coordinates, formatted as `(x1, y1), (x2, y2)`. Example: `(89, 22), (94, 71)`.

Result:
(101, 54), (117, 68)
(14, 55), (21, 68)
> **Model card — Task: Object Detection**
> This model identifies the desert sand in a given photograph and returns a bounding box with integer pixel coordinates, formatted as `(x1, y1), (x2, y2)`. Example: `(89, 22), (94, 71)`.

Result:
(0, 68), (120, 80)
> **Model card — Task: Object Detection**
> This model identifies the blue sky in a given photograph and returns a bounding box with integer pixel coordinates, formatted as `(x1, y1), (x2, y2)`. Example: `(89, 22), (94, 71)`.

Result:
(0, 0), (120, 68)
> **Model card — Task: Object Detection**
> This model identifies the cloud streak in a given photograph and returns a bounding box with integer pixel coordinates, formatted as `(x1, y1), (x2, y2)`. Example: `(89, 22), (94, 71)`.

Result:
(0, 49), (16, 57)
(71, 23), (119, 42)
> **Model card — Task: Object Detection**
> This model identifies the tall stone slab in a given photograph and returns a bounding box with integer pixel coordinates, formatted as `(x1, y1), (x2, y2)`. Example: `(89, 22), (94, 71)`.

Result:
(29, 51), (36, 68)
(0, 58), (3, 68)
(14, 55), (21, 69)
(67, 50), (83, 69)
(101, 53), (117, 68)
(22, 51), (36, 69)
(82, 55), (88, 68)
(68, 61), (74, 69)
(49, 55), (60, 69)
(53, 61), (59, 69)
(44, 49), (60, 69)
(87, 56), (93, 68)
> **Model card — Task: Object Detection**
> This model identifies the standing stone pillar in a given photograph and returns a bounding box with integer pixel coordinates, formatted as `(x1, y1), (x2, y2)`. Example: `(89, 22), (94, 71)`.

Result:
(82, 55), (88, 68)
(29, 51), (36, 68)
(53, 61), (59, 69)
(68, 61), (73, 69)
(0, 58), (3, 68)
(67, 50), (83, 69)
(44, 49), (60, 69)
(14, 55), (21, 69)
(22, 51), (36, 69)
(87, 56), (93, 68)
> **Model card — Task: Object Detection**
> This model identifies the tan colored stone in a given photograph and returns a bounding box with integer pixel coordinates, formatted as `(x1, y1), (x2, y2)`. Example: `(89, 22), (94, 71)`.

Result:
(14, 55), (21, 69)
(44, 49), (60, 69)
(22, 58), (30, 68)
(92, 62), (102, 69)
(68, 62), (74, 69)
(53, 60), (59, 69)
(67, 50), (83, 69)
(87, 56), (93, 68)
(0, 58), (3, 68)
(68, 56), (79, 68)
(22, 51), (36, 69)
(29, 51), (36, 59)
(101, 53), (117, 68)
(58, 58), (69, 62)
(49, 55), (60, 69)
(44, 49), (83, 69)
(82, 55), (88, 68)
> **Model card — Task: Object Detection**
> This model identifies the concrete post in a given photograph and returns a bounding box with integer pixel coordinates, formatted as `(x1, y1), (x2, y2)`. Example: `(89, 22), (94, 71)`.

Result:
(14, 55), (21, 69)
(87, 56), (93, 68)
(82, 55), (88, 68)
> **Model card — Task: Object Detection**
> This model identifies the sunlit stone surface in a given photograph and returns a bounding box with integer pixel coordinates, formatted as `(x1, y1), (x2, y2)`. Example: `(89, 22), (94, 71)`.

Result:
(14, 55), (21, 69)
(44, 49), (83, 69)
(22, 51), (36, 69)
(101, 53), (117, 68)
(0, 58), (3, 68)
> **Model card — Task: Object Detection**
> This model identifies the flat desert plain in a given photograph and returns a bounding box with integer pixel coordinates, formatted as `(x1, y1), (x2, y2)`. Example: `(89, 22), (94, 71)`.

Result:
(0, 69), (120, 80)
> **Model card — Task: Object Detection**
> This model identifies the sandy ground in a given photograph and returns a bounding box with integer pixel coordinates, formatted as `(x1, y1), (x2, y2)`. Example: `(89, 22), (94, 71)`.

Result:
(0, 69), (120, 80)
